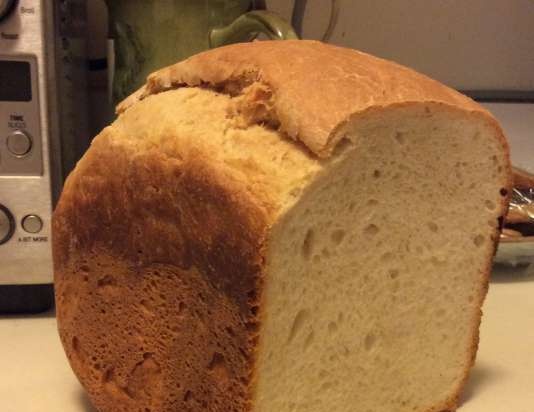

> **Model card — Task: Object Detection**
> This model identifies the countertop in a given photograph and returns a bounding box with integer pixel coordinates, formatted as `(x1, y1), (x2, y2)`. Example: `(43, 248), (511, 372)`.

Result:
(1, 264), (533, 412)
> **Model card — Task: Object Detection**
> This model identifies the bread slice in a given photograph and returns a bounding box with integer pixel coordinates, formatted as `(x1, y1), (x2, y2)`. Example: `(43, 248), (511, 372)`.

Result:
(53, 40), (511, 412)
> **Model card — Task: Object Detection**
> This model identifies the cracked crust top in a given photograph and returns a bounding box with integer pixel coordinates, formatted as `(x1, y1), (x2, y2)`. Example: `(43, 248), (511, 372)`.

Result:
(117, 40), (489, 158)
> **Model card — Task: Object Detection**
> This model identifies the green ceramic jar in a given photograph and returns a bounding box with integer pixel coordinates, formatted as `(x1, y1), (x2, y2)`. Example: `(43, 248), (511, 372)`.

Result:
(105, 0), (297, 103)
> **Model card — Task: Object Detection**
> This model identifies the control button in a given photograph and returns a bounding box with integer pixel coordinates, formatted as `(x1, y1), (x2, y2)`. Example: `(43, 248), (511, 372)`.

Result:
(7, 130), (32, 156)
(0, 0), (17, 22)
(22, 214), (43, 233)
(0, 204), (15, 245)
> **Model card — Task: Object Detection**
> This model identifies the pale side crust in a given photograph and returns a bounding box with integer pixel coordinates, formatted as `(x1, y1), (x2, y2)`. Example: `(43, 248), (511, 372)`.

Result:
(441, 112), (512, 412)
(117, 40), (493, 159)
(428, 114), (512, 412)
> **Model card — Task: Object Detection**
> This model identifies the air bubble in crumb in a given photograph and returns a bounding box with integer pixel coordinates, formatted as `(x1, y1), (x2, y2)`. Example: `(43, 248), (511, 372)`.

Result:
(427, 222), (439, 233)
(373, 170), (381, 178)
(320, 381), (334, 391)
(328, 321), (338, 334)
(301, 229), (315, 259)
(332, 136), (352, 156)
(287, 309), (310, 343)
(431, 256), (446, 267)
(304, 331), (315, 350)
(473, 235), (485, 247)
(388, 269), (399, 279)
(330, 229), (346, 245)
(485, 200), (496, 211)
(364, 224), (379, 236)
(364, 333), (377, 351)
(394, 132), (406, 145)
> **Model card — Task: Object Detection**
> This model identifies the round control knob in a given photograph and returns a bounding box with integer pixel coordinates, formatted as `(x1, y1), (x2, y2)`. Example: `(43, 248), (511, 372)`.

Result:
(0, 204), (15, 245)
(22, 214), (43, 233)
(7, 130), (32, 156)
(0, 0), (17, 22)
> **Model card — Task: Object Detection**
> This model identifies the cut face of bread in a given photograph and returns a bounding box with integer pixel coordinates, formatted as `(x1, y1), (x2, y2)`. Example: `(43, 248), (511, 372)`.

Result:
(53, 41), (510, 412)
(256, 106), (508, 412)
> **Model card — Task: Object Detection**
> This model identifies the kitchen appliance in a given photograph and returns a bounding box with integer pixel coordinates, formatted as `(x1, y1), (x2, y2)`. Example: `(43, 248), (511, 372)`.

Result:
(0, 0), (89, 312)
(106, 0), (297, 103)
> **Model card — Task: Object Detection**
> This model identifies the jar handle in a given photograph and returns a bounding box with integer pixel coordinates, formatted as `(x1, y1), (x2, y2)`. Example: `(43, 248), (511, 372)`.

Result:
(209, 10), (298, 49)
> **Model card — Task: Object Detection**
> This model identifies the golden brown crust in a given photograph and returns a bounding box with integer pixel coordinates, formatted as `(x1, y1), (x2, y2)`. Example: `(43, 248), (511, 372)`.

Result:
(117, 40), (490, 158)
(54, 129), (270, 412)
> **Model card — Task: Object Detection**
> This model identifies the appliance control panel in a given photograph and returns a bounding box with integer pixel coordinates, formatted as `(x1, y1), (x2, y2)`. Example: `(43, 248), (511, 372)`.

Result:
(0, 55), (43, 176)
(0, 0), (54, 285)
(0, 0), (88, 285)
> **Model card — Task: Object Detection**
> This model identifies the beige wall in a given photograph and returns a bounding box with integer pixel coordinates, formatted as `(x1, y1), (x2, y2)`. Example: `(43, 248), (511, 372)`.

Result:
(266, 0), (534, 90)
(87, 1), (534, 90)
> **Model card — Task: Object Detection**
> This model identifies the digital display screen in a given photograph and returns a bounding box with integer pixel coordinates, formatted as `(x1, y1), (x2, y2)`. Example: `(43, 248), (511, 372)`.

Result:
(0, 61), (32, 102)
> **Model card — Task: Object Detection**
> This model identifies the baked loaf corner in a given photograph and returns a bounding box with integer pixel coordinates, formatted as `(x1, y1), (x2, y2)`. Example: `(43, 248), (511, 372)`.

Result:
(54, 40), (511, 412)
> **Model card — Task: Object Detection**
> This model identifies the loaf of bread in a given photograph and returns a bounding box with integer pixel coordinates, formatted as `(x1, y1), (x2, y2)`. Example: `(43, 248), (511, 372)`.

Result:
(53, 40), (511, 412)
